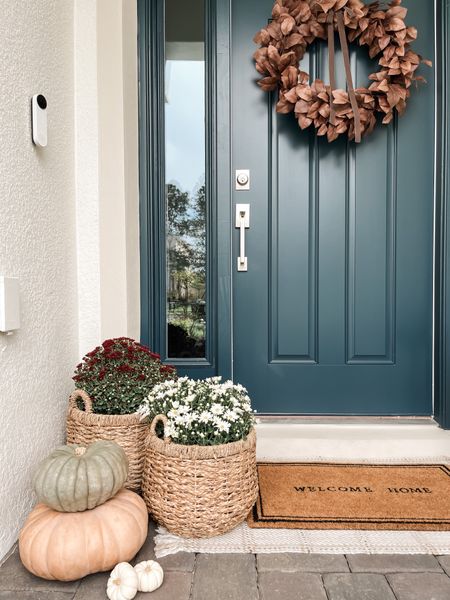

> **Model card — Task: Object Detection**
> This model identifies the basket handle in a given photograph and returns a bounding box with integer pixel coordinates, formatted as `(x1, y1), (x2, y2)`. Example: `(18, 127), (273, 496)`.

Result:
(69, 389), (93, 413)
(149, 414), (171, 444)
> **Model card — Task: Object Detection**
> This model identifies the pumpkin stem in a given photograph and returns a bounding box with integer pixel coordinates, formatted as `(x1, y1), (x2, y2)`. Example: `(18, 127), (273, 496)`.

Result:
(113, 578), (121, 586)
(75, 446), (87, 456)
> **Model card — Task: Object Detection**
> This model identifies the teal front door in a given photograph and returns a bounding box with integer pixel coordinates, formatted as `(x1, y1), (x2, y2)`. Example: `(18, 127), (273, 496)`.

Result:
(231, 0), (435, 414)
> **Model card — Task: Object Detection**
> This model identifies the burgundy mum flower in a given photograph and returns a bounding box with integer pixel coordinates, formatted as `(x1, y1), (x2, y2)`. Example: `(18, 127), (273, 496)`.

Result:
(72, 338), (177, 415)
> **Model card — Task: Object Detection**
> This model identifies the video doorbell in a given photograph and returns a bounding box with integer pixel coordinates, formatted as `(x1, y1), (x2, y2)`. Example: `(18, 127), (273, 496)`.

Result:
(31, 94), (48, 147)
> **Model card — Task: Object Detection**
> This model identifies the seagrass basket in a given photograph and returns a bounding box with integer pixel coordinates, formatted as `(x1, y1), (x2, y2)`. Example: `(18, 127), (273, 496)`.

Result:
(66, 389), (147, 491)
(141, 414), (258, 538)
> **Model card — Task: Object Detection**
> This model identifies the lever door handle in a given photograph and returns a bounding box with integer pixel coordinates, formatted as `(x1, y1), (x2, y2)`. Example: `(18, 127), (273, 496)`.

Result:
(235, 204), (250, 272)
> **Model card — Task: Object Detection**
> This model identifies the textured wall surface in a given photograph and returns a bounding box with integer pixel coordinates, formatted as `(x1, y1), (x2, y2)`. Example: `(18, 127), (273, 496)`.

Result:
(0, 0), (78, 559)
(75, 0), (140, 357)
(75, 0), (102, 355)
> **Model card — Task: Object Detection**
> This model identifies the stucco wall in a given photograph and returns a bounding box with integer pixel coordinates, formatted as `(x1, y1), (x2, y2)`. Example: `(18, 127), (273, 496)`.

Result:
(75, 0), (140, 356)
(0, 0), (78, 559)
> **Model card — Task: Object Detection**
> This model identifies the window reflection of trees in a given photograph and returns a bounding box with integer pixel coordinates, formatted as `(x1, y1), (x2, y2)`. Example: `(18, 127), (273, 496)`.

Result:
(167, 181), (206, 358)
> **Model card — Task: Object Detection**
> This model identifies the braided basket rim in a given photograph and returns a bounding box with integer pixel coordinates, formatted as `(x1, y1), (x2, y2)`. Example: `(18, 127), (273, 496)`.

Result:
(146, 426), (257, 459)
(68, 389), (143, 426)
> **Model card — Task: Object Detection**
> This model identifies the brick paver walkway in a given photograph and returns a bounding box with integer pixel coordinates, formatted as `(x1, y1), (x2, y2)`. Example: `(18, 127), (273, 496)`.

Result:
(2, 523), (450, 599)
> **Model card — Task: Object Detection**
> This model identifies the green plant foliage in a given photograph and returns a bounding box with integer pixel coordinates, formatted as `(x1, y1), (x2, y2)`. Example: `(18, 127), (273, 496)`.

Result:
(138, 376), (256, 446)
(73, 337), (177, 415)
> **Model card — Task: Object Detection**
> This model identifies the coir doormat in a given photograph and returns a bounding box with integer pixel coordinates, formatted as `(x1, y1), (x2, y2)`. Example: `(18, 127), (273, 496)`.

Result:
(248, 463), (450, 531)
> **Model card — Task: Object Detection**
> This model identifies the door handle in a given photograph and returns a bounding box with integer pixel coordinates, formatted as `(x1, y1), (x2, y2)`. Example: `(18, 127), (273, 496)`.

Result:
(235, 204), (250, 272)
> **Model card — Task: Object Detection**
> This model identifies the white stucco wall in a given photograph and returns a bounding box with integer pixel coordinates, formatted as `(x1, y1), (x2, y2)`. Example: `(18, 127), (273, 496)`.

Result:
(75, 0), (140, 357)
(0, 0), (140, 561)
(0, 0), (78, 560)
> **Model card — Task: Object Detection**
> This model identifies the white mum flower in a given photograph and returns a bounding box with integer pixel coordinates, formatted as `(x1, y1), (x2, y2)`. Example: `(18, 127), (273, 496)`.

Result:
(210, 403), (224, 416)
(165, 423), (177, 437)
(182, 413), (194, 426)
(214, 419), (230, 433)
(224, 409), (238, 422)
(199, 411), (213, 423)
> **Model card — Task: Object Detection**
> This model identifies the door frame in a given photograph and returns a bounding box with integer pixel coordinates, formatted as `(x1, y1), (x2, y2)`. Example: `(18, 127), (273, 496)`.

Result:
(137, 0), (450, 427)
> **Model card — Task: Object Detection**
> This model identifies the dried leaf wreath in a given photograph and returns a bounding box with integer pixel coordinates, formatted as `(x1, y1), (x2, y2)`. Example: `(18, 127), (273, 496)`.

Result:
(253, 0), (431, 142)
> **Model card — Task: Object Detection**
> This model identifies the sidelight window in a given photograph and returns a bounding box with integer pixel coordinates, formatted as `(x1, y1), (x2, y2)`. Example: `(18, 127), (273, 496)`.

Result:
(165, 0), (207, 359)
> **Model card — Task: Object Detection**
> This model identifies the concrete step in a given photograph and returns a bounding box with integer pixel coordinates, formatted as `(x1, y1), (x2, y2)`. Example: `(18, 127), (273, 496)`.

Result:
(255, 419), (450, 461)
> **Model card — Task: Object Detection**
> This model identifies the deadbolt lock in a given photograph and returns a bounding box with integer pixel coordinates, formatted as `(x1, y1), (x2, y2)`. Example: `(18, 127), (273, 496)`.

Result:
(235, 169), (250, 190)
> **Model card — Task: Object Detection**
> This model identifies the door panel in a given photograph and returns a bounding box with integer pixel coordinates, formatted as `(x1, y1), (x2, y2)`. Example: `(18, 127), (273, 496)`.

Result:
(232, 0), (435, 414)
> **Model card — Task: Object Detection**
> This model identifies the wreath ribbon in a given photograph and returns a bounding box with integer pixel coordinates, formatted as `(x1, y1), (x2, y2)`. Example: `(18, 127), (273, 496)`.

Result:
(327, 10), (362, 142)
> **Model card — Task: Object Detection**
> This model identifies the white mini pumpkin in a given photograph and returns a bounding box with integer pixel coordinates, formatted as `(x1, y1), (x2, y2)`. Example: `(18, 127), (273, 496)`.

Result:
(107, 562), (138, 600)
(134, 560), (164, 593)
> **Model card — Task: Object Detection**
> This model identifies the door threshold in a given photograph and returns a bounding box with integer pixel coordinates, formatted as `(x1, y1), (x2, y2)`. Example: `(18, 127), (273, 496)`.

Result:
(256, 416), (436, 426)
(255, 417), (450, 462)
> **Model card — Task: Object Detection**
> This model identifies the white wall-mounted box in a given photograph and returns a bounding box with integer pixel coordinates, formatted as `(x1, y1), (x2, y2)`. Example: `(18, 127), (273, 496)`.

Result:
(0, 276), (20, 332)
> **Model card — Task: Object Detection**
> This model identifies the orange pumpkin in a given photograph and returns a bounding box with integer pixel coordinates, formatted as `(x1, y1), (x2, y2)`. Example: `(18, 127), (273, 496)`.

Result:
(19, 489), (148, 581)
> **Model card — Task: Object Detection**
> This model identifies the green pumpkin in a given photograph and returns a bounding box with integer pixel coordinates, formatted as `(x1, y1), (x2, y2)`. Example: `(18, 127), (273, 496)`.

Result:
(33, 441), (129, 512)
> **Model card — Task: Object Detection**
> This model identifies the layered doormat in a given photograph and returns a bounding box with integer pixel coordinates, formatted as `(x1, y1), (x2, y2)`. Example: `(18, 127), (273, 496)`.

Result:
(154, 459), (450, 557)
(249, 463), (450, 531)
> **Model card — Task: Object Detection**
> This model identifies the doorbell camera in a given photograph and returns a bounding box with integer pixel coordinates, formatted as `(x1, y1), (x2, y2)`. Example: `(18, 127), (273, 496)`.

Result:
(31, 94), (48, 147)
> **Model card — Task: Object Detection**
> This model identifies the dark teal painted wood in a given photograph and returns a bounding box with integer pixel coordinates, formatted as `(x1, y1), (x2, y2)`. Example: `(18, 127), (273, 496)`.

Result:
(232, 0), (435, 414)
(215, 0), (233, 380)
(138, 0), (166, 355)
(435, 0), (450, 428)
(138, 0), (450, 423)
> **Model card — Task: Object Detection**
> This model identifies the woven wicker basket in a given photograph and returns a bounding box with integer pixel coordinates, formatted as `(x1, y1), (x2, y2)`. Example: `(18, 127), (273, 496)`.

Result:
(66, 389), (147, 491)
(141, 414), (258, 538)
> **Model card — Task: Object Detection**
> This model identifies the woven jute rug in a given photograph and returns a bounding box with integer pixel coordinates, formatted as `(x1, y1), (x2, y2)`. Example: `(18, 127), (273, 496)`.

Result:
(154, 523), (450, 556)
(248, 463), (450, 531)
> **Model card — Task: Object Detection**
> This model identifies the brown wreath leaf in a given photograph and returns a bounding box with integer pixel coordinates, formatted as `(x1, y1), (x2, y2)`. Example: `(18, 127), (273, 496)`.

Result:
(298, 115), (313, 129)
(405, 26), (418, 42)
(332, 89), (350, 104)
(266, 21), (282, 40)
(296, 3), (312, 23)
(285, 33), (305, 48)
(358, 17), (370, 32)
(267, 45), (281, 66)
(281, 65), (299, 89)
(295, 99), (311, 113)
(327, 126), (340, 142)
(336, 120), (348, 134)
(297, 87), (313, 101)
(277, 98), (295, 113)
(280, 15), (296, 35)
(258, 76), (279, 91)
(272, 2), (282, 19)
(284, 87), (299, 103)
(298, 71), (310, 85)
(315, 0), (339, 13)
(386, 6), (407, 20)
(319, 104), (331, 118)
(253, 29), (271, 45)
(378, 35), (391, 50)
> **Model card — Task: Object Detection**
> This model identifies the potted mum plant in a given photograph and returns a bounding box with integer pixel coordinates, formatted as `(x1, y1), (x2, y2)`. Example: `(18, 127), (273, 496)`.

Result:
(67, 337), (176, 491)
(138, 376), (258, 538)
